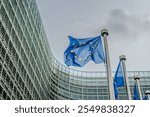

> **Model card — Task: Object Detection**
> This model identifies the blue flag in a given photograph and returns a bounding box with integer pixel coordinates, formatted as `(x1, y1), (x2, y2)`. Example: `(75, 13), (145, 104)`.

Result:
(134, 83), (140, 100)
(113, 62), (125, 99)
(64, 36), (105, 67)
(114, 62), (125, 87)
(143, 95), (148, 100)
(114, 82), (119, 99)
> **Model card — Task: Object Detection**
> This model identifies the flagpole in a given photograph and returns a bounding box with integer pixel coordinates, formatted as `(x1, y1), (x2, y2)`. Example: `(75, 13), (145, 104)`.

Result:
(134, 75), (142, 100)
(146, 90), (150, 100)
(119, 55), (132, 100)
(101, 29), (115, 100)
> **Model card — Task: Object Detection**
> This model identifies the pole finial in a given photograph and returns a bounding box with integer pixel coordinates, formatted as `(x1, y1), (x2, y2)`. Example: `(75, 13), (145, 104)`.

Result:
(101, 29), (109, 36)
(146, 90), (150, 95)
(134, 75), (140, 80)
(119, 55), (126, 61)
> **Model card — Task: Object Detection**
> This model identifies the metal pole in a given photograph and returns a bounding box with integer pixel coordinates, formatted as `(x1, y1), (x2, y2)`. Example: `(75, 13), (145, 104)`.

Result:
(146, 90), (150, 100)
(119, 55), (132, 100)
(101, 29), (115, 100)
(134, 75), (142, 100)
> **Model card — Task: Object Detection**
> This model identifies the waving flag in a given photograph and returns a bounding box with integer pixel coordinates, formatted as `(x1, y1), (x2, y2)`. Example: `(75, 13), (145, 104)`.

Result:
(114, 62), (125, 99)
(114, 62), (124, 87)
(134, 83), (140, 100)
(64, 36), (105, 67)
(114, 82), (119, 99)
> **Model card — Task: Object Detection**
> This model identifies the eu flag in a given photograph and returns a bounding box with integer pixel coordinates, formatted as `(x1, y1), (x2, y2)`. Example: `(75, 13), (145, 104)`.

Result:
(114, 82), (119, 99)
(64, 36), (105, 67)
(114, 62), (125, 87)
(134, 83), (140, 100)
(113, 62), (124, 99)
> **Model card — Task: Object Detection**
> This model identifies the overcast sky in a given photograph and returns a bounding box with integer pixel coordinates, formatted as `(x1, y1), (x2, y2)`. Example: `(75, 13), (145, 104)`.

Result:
(36, 0), (150, 71)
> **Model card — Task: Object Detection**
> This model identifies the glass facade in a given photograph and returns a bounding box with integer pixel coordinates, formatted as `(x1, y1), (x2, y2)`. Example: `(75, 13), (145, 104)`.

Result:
(0, 0), (51, 100)
(0, 0), (150, 100)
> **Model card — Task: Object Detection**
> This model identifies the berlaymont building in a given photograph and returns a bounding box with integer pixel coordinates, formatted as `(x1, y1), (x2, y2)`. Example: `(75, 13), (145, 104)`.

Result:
(0, 0), (150, 100)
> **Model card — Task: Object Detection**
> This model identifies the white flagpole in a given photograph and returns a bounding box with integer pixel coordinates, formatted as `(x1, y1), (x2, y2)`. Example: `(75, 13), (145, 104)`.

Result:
(119, 55), (132, 100)
(101, 29), (115, 100)
(134, 75), (142, 100)
(146, 90), (150, 100)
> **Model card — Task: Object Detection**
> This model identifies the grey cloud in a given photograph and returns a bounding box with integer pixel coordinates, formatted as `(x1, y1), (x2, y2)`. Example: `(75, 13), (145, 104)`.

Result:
(103, 9), (150, 41)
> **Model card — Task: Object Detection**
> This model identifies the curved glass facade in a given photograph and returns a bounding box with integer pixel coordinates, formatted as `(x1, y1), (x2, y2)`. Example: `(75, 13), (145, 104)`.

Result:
(50, 58), (150, 100)
(0, 0), (150, 100)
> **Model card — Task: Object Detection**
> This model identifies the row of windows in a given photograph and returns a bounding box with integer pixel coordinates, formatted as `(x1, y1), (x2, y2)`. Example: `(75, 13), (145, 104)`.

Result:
(18, 0), (51, 91)
(1, 0), (48, 97)
(50, 89), (109, 100)
(0, 35), (41, 100)
(2, 0), (50, 83)
(49, 59), (150, 100)
(17, 0), (49, 86)
(0, 44), (40, 99)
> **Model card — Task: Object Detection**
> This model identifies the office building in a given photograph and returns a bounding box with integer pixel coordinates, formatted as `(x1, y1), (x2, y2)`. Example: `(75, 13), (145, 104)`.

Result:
(0, 0), (150, 100)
